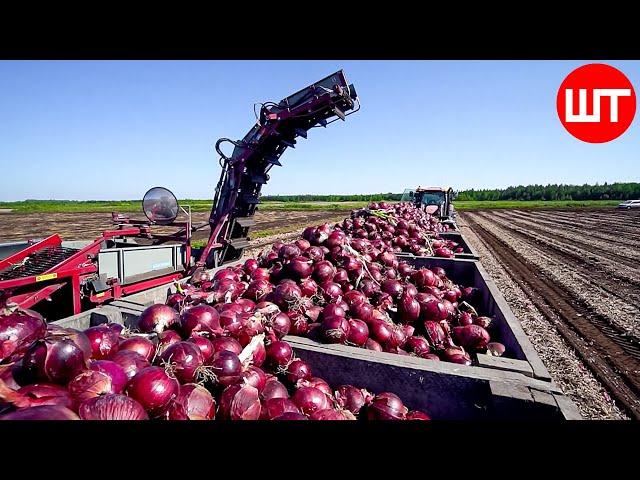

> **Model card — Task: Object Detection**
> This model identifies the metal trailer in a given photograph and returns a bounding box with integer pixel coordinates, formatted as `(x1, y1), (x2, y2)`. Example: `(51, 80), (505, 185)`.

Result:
(51, 258), (579, 419)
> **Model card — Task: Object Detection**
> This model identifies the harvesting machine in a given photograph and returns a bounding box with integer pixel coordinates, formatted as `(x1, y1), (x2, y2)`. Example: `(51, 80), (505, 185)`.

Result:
(0, 71), (359, 319)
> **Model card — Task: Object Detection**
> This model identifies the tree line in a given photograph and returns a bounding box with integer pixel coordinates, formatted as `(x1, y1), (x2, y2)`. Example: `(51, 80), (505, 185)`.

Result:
(261, 183), (640, 202)
(455, 182), (640, 201)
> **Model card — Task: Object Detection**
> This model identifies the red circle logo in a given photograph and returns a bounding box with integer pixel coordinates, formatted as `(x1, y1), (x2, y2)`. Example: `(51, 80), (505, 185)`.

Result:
(557, 63), (636, 143)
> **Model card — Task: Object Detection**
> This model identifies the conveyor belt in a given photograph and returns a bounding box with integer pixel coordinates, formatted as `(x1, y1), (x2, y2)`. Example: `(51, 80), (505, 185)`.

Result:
(0, 246), (79, 280)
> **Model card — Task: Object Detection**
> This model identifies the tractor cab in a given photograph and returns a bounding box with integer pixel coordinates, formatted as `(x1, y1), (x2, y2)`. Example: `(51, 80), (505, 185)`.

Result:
(402, 186), (457, 221)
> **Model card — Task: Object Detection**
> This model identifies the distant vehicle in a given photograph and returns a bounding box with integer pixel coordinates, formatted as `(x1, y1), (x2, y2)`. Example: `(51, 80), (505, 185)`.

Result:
(617, 199), (640, 209)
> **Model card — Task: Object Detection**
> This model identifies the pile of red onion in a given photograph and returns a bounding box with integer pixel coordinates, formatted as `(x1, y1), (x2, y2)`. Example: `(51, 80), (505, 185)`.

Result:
(0, 303), (428, 420)
(349, 202), (461, 258)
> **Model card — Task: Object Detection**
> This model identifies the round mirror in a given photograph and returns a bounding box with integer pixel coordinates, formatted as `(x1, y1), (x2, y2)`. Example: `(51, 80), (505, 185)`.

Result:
(142, 187), (179, 225)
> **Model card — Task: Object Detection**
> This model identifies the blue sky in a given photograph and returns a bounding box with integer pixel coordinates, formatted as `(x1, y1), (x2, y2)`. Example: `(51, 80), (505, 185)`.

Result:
(0, 60), (638, 201)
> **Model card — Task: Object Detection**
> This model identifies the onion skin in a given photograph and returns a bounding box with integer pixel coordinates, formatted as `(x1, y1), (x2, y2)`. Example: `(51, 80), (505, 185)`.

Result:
(261, 378), (289, 401)
(0, 310), (47, 362)
(0, 405), (79, 420)
(219, 384), (262, 420)
(79, 394), (149, 420)
(286, 359), (312, 384)
(242, 366), (267, 392)
(167, 384), (216, 420)
(15, 383), (75, 410)
(335, 385), (372, 414)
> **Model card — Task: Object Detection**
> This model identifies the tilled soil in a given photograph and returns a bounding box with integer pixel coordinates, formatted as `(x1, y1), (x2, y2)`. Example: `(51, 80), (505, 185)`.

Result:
(0, 210), (349, 243)
(460, 210), (639, 420)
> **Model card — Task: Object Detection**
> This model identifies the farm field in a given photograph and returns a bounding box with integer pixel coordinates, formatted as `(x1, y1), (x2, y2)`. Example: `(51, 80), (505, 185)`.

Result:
(461, 208), (640, 419)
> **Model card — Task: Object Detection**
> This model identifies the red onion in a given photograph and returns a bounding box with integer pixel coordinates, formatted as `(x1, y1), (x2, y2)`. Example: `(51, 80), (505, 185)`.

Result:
(322, 303), (346, 319)
(219, 384), (261, 420)
(423, 321), (447, 350)
(279, 243), (301, 260)
(109, 350), (151, 380)
(265, 341), (293, 370)
(214, 268), (240, 283)
(299, 278), (318, 297)
(273, 412), (308, 420)
(347, 319), (369, 346)
(473, 316), (493, 329)
(68, 370), (118, 403)
(166, 293), (185, 309)
(348, 304), (372, 324)
(292, 386), (330, 416)
(138, 304), (179, 334)
(452, 325), (490, 351)
(458, 311), (473, 326)
(270, 313), (291, 339)
(180, 304), (222, 338)
(244, 279), (273, 302)
(486, 342), (506, 357)
(440, 346), (471, 365)
(251, 268), (271, 281)
(260, 398), (300, 419)
(365, 338), (383, 351)
(289, 313), (309, 336)
(381, 279), (403, 299)
(83, 325), (120, 359)
(187, 335), (215, 362)
(319, 282), (342, 302)
(21, 336), (87, 385)
(366, 392), (408, 420)
(89, 360), (128, 393)
(369, 318), (393, 344)
(79, 394), (148, 420)
(299, 377), (333, 397)
(210, 337), (243, 356)
(126, 366), (179, 415)
(156, 330), (182, 356)
(397, 292), (420, 323)
(411, 269), (437, 289)
(166, 384), (216, 420)
(243, 258), (259, 274)
(295, 239), (311, 252)
(321, 316), (350, 344)
(406, 410), (431, 420)
(119, 336), (156, 362)
(313, 261), (336, 283)
(272, 280), (302, 309)
(191, 267), (213, 284)
(423, 299), (449, 321)
(0, 405), (79, 420)
(335, 385), (372, 414)
(242, 366), (267, 392)
(405, 336), (431, 357)
(385, 324), (407, 348)
(288, 256), (313, 280)
(209, 350), (242, 386)
(0, 309), (47, 362)
(160, 341), (204, 384)
(286, 359), (312, 384)
(261, 377), (289, 401)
